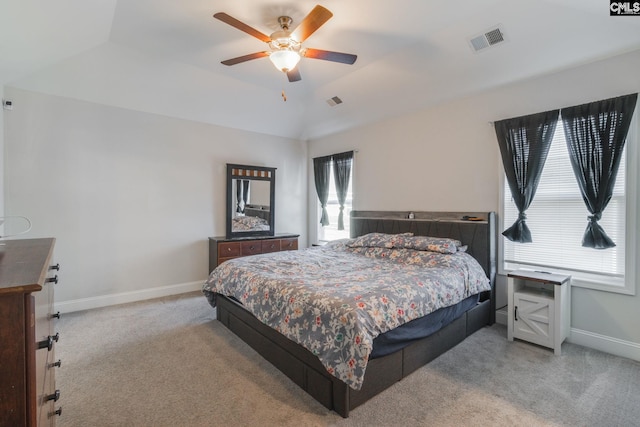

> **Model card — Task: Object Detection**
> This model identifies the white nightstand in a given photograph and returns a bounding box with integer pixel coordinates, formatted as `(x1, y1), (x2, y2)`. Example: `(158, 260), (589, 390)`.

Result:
(507, 270), (571, 355)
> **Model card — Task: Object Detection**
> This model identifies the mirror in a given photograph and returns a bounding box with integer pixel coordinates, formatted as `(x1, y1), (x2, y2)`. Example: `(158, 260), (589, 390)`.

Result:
(226, 163), (276, 239)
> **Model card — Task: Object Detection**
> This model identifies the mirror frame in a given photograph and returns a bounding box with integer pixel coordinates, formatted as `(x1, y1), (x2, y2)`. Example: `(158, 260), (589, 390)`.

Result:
(226, 163), (276, 239)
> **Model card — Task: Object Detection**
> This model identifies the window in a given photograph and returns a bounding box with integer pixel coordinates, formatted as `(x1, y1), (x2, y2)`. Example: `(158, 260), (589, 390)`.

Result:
(318, 161), (353, 242)
(501, 112), (637, 294)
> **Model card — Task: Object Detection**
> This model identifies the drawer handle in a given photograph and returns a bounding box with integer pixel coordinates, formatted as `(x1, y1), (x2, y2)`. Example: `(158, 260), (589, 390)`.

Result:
(49, 359), (62, 369)
(49, 263), (60, 271)
(514, 306), (518, 321)
(227, 247), (232, 252)
(38, 333), (60, 351)
(46, 390), (61, 402)
(50, 407), (62, 418)
(270, 244), (275, 249)
(249, 246), (255, 250)
(46, 275), (58, 284)
(52, 311), (61, 319)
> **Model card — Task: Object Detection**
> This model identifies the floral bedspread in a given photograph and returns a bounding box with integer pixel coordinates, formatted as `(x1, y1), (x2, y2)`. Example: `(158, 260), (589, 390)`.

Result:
(203, 239), (490, 390)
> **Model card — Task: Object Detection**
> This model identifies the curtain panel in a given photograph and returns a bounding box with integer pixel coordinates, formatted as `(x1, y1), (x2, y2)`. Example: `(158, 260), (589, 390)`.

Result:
(313, 155), (333, 226)
(495, 109), (560, 242)
(561, 93), (638, 249)
(332, 151), (354, 230)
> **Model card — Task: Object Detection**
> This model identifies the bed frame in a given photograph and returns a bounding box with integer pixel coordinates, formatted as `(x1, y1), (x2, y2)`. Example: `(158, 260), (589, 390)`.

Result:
(214, 211), (496, 417)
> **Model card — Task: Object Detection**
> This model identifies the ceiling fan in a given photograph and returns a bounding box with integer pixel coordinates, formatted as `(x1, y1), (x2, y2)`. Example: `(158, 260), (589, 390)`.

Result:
(214, 5), (357, 82)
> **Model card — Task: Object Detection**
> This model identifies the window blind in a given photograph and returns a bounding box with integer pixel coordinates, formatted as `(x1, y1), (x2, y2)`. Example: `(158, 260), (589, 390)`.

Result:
(503, 118), (626, 277)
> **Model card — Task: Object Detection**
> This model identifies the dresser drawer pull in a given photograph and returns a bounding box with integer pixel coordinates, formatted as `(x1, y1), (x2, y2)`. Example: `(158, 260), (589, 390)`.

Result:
(52, 311), (61, 319)
(50, 407), (62, 418)
(227, 247), (232, 252)
(49, 263), (61, 271)
(249, 245), (255, 250)
(46, 390), (61, 402)
(49, 359), (62, 369)
(38, 333), (60, 351)
(46, 275), (59, 284)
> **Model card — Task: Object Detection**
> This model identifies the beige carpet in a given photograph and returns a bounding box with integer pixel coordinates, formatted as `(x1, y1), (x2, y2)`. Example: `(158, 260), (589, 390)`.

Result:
(55, 291), (640, 427)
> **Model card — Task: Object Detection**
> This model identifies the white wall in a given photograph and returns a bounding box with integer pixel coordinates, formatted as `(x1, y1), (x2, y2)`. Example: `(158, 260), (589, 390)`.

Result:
(0, 86), (4, 217)
(4, 87), (307, 312)
(308, 49), (640, 358)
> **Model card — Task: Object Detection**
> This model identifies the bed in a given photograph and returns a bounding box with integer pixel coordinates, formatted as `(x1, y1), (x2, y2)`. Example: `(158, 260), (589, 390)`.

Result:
(203, 211), (496, 417)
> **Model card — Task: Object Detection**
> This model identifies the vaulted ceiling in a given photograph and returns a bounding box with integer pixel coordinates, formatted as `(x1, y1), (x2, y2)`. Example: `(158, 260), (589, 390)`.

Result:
(2, 1), (639, 140)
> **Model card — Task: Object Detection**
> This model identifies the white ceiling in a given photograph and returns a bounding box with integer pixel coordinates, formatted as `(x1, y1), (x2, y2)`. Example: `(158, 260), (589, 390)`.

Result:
(2, 0), (640, 140)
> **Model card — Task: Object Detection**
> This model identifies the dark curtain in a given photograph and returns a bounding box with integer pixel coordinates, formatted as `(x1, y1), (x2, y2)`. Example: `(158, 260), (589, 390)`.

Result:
(495, 109), (559, 242)
(332, 151), (354, 230)
(313, 155), (332, 226)
(242, 180), (250, 213)
(235, 180), (242, 213)
(561, 93), (637, 249)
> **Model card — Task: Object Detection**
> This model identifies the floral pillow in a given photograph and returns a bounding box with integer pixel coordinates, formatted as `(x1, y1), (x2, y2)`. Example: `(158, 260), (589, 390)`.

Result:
(391, 235), (462, 254)
(348, 232), (413, 249)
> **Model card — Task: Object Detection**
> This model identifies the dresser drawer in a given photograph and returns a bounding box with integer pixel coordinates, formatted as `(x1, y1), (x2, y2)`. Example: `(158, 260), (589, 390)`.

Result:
(241, 241), (262, 256)
(280, 238), (298, 251)
(209, 235), (299, 272)
(261, 240), (280, 253)
(219, 242), (241, 258)
(217, 256), (240, 265)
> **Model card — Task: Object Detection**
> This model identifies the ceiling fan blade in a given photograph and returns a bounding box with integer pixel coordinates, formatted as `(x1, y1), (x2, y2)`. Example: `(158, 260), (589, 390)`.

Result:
(303, 48), (357, 65)
(221, 51), (269, 66)
(287, 68), (301, 82)
(214, 12), (272, 43)
(290, 5), (333, 43)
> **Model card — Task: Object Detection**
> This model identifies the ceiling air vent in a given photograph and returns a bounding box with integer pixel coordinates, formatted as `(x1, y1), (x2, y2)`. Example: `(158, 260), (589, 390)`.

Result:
(326, 96), (343, 107)
(469, 25), (506, 53)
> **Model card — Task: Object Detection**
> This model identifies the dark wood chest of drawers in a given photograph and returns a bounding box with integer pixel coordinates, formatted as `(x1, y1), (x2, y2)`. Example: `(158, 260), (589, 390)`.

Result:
(0, 238), (61, 426)
(208, 234), (299, 273)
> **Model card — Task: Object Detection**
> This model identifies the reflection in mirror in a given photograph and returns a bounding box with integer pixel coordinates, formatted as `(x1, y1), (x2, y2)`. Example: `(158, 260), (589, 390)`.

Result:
(231, 180), (270, 231)
(226, 164), (276, 238)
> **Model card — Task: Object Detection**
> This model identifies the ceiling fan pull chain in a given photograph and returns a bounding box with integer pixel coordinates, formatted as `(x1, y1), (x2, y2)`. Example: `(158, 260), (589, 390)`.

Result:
(281, 89), (287, 102)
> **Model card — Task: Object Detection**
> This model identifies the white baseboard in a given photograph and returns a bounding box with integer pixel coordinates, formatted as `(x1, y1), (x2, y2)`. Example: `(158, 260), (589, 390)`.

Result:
(495, 307), (508, 325)
(568, 328), (640, 363)
(496, 308), (640, 362)
(54, 280), (204, 314)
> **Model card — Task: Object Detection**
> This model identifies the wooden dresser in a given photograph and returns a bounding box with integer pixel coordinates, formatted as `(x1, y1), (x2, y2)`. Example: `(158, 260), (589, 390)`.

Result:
(0, 238), (61, 426)
(208, 234), (299, 273)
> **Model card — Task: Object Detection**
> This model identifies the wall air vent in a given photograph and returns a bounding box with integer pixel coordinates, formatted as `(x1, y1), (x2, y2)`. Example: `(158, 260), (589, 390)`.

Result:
(469, 25), (506, 53)
(326, 96), (343, 107)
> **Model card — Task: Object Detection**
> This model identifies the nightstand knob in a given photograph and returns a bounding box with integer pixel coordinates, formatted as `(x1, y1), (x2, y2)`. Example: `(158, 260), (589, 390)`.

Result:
(46, 275), (58, 284)
(49, 359), (62, 369)
(52, 311), (61, 319)
(49, 263), (60, 271)
(50, 407), (62, 417)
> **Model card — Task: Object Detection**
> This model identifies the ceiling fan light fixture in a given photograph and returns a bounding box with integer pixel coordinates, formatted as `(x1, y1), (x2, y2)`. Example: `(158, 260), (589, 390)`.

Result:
(269, 49), (300, 73)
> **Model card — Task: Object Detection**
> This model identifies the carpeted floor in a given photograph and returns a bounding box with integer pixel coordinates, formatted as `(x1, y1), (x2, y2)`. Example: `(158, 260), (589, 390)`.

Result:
(55, 291), (640, 427)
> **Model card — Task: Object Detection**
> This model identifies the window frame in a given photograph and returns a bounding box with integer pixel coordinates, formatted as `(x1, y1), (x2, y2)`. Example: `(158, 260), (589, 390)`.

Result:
(498, 107), (638, 295)
(316, 157), (354, 243)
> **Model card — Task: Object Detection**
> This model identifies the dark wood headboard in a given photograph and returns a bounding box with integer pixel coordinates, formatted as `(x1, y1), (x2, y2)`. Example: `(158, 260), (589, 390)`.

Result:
(350, 211), (496, 321)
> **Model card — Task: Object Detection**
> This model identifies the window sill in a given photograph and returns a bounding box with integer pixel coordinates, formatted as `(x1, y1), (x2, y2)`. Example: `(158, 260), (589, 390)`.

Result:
(500, 266), (635, 296)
